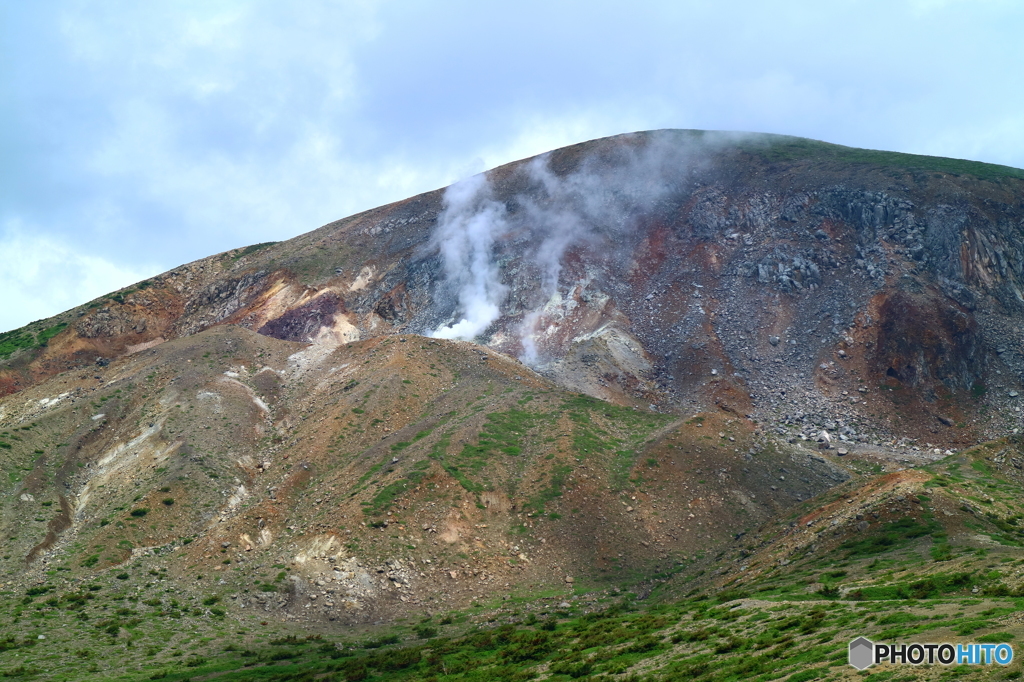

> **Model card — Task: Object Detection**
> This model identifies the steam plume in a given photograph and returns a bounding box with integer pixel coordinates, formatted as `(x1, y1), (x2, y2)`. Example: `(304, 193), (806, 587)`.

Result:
(428, 131), (737, 356)
(430, 173), (509, 340)
(515, 138), (687, 362)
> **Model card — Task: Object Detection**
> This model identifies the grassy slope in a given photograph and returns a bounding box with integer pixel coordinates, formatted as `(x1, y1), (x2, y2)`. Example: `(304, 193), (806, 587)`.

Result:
(0, 328), (831, 680)
(5, 429), (1024, 679)
(743, 133), (1024, 182)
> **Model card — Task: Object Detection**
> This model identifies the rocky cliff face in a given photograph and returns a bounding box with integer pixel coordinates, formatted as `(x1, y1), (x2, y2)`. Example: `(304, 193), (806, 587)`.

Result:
(5, 130), (1022, 443)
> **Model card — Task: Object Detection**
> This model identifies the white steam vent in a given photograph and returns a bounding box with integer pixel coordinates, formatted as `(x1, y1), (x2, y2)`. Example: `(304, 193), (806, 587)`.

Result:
(430, 174), (509, 340)
(428, 131), (737, 356)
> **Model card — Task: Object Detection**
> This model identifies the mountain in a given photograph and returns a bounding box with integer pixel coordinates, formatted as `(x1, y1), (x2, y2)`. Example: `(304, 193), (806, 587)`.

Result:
(1, 130), (1024, 680)
(5, 130), (1024, 438)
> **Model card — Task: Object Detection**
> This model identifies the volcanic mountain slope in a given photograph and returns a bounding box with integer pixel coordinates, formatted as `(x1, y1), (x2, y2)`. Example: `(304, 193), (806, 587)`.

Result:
(0, 323), (853, 619)
(3, 130), (1023, 445)
(2, 131), (1024, 680)
(685, 433), (1024, 601)
(4, 350), (1024, 682)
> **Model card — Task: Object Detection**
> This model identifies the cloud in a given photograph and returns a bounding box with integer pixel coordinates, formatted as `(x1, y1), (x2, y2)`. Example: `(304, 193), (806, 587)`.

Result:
(475, 109), (661, 174)
(915, 113), (1024, 169)
(907, 0), (1013, 14)
(0, 221), (160, 333)
(52, 2), (381, 252)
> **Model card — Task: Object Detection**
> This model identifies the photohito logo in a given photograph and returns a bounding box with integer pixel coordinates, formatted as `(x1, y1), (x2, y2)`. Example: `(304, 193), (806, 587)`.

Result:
(849, 637), (1014, 670)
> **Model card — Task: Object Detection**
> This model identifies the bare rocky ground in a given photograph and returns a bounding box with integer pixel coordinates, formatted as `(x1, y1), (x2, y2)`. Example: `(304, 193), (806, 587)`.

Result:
(1, 130), (1024, 680)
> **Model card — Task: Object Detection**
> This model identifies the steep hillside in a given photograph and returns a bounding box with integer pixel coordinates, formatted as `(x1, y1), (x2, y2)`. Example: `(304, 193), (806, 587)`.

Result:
(703, 433), (1024, 602)
(2, 130), (1024, 680)
(0, 326), (849, 615)
(3, 131), (1023, 444)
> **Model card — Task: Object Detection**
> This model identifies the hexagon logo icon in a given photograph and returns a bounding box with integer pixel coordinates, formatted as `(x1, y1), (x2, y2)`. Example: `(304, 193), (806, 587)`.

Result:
(849, 637), (874, 670)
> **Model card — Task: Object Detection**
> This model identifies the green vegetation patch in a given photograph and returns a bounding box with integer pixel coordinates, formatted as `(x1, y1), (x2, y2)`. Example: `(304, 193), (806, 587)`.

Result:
(428, 434), (482, 493)
(839, 517), (937, 557)
(429, 406), (552, 494)
(0, 322), (67, 360)
(459, 408), (546, 464)
(231, 241), (279, 261)
(847, 572), (978, 601)
(560, 395), (672, 489)
(364, 470), (428, 516)
(523, 462), (573, 516)
(746, 134), (1024, 182)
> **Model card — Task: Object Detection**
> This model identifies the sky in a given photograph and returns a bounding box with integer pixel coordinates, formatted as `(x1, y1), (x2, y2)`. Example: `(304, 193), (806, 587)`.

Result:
(2, 0), (1023, 333)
